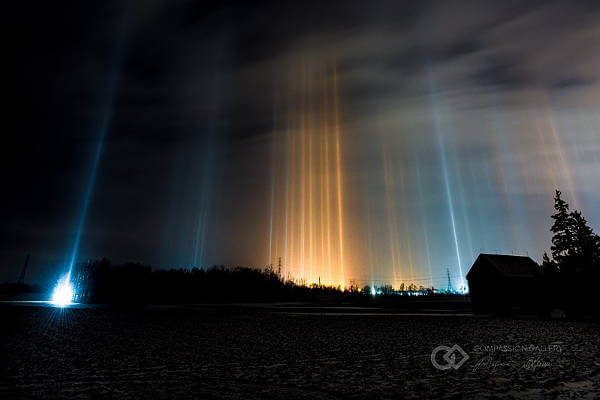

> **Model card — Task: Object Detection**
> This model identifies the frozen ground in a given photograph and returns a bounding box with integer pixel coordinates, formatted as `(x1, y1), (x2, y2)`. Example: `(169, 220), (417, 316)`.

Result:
(1, 304), (599, 399)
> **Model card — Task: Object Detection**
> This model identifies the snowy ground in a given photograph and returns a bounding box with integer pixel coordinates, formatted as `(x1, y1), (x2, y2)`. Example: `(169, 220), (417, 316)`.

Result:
(2, 304), (599, 399)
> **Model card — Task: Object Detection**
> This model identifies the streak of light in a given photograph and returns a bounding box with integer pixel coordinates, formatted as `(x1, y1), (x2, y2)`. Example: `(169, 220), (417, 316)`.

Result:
(268, 103), (278, 265)
(381, 144), (401, 288)
(333, 67), (346, 287)
(63, 32), (125, 283)
(426, 67), (465, 292)
(268, 62), (351, 287)
(415, 164), (433, 288)
(324, 75), (333, 285)
(192, 122), (216, 268)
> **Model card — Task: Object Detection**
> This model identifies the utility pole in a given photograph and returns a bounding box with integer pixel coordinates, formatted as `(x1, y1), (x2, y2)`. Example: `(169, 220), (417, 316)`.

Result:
(18, 254), (30, 285)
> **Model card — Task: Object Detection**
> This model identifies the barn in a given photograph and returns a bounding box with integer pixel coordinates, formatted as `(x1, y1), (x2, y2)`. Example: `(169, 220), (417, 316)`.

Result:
(466, 254), (540, 315)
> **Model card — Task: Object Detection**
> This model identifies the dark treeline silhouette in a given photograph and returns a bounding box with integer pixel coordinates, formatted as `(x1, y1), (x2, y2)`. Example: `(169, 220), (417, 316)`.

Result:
(70, 261), (456, 305)
(540, 190), (600, 318)
(73, 260), (367, 304)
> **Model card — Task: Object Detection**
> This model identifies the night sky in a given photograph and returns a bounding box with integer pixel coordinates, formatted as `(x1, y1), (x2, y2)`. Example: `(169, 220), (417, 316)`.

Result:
(3, 1), (599, 289)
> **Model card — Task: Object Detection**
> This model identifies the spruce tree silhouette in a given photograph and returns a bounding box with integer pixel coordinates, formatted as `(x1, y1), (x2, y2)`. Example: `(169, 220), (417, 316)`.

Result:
(543, 190), (600, 317)
(550, 190), (574, 266)
(571, 210), (600, 272)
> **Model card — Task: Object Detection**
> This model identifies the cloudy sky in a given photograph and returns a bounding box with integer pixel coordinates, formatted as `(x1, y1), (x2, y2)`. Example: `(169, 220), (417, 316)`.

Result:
(3, 0), (599, 288)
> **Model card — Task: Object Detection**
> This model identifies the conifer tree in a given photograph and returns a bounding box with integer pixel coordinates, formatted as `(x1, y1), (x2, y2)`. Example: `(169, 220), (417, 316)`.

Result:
(550, 190), (574, 266)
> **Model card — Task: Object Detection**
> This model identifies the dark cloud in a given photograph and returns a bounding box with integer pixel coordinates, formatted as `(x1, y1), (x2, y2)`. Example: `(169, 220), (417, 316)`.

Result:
(549, 77), (595, 91)
(470, 56), (531, 89)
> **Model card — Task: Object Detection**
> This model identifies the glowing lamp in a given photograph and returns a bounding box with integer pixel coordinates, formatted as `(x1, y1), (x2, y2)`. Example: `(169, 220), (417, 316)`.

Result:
(51, 276), (74, 307)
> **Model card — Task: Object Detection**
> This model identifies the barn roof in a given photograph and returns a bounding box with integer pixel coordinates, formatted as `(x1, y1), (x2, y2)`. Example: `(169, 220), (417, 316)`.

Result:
(467, 254), (539, 279)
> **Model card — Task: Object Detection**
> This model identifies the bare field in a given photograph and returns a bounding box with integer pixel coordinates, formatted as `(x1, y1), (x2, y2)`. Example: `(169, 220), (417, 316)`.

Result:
(2, 304), (599, 399)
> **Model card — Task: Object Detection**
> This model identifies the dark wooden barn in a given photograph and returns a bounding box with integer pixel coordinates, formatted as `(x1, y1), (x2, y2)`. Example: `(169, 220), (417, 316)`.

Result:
(467, 254), (540, 315)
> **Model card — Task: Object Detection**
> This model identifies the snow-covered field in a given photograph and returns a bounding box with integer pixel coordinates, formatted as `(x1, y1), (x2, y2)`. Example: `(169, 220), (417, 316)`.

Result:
(2, 304), (599, 399)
